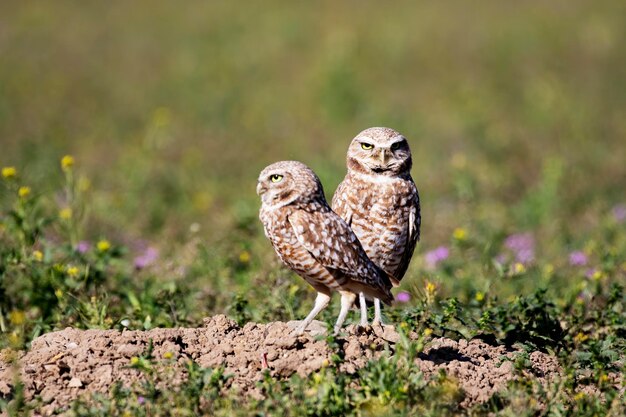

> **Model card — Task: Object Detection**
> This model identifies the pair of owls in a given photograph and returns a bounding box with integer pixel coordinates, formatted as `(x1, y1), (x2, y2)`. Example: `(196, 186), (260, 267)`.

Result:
(257, 127), (421, 334)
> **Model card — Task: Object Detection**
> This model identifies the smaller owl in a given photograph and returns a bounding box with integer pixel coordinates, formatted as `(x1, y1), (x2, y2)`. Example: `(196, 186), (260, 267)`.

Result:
(332, 127), (420, 325)
(257, 160), (393, 335)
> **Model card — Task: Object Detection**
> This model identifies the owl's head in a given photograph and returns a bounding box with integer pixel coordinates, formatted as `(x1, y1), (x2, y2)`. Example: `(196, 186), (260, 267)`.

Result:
(346, 127), (412, 178)
(257, 160), (325, 208)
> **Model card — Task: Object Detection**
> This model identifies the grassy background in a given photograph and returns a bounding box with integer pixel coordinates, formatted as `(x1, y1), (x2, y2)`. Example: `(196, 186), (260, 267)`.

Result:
(1, 1), (626, 415)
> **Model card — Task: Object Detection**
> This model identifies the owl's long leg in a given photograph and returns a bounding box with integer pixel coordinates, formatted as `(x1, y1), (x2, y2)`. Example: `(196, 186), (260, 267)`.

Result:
(372, 298), (383, 325)
(334, 291), (357, 334)
(294, 292), (331, 335)
(359, 292), (368, 326)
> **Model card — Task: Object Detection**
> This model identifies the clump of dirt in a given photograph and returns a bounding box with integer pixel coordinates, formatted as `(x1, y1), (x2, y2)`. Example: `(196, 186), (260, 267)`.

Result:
(0, 315), (562, 415)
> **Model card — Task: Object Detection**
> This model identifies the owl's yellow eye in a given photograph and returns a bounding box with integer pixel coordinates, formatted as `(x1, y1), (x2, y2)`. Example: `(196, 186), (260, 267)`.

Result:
(360, 143), (374, 150)
(270, 174), (283, 183)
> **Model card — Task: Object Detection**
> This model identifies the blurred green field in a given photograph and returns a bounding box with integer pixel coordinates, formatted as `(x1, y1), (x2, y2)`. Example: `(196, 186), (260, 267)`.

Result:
(1, 1), (625, 415)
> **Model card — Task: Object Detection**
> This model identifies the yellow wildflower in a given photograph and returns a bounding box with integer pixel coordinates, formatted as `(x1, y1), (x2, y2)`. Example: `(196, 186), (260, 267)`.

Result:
(599, 374), (609, 383)
(584, 240), (596, 255)
(285, 285), (299, 299)
(55, 289), (63, 298)
(424, 328), (433, 336)
(513, 262), (526, 275)
(59, 208), (72, 220)
(66, 265), (80, 278)
(61, 155), (75, 171)
(18, 186), (31, 198)
(1, 166), (17, 179)
(33, 250), (43, 262)
(592, 270), (604, 281)
(163, 351), (174, 360)
(574, 332), (588, 343)
(543, 264), (554, 277)
(9, 310), (25, 326)
(238, 250), (251, 263)
(312, 373), (323, 384)
(192, 191), (212, 211)
(78, 177), (91, 192)
(453, 227), (467, 241)
(9, 333), (21, 347)
(426, 281), (437, 294)
(97, 239), (111, 252)
(130, 356), (140, 366)
(475, 292), (485, 302)
(573, 392), (585, 401)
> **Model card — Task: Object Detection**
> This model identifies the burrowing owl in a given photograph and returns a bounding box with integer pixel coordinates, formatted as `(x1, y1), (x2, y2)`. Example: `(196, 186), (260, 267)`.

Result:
(332, 127), (421, 325)
(257, 160), (393, 334)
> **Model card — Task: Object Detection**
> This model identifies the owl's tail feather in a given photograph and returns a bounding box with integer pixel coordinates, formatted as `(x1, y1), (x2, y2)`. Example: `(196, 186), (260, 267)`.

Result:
(387, 272), (400, 288)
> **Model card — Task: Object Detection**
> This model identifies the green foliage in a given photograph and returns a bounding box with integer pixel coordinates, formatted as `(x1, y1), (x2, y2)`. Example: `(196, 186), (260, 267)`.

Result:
(478, 289), (564, 349)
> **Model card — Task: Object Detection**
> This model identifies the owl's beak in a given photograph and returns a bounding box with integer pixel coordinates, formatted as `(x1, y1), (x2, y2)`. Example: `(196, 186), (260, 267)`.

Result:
(256, 182), (266, 196)
(380, 149), (389, 165)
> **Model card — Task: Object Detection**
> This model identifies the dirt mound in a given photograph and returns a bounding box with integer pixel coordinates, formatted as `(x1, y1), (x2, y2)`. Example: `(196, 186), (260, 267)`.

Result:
(0, 315), (561, 415)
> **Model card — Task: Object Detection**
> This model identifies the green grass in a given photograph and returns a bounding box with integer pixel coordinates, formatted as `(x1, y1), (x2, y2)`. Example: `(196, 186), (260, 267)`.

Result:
(1, 0), (626, 415)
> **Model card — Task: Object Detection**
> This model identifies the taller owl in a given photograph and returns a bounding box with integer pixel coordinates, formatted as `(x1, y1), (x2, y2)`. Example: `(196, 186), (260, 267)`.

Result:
(332, 127), (421, 325)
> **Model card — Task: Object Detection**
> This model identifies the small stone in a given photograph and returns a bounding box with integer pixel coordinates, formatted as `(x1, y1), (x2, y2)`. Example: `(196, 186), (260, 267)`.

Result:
(68, 377), (82, 388)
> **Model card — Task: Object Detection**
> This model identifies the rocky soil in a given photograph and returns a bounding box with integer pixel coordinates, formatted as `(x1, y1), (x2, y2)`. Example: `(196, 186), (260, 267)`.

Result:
(1, 315), (563, 415)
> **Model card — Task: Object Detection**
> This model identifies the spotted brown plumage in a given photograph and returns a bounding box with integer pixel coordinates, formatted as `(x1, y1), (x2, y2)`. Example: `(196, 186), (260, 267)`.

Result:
(332, 127), (421, 325)
(257, 160), (393, 335)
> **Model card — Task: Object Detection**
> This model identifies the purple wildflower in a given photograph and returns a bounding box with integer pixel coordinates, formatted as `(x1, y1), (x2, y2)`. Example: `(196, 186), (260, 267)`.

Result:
(504, 233), (534, 251)
(137, 396), (145, 405)
(504, 233), (535, 265)
(134, 247), (159, 269)
(515, 249), (535, 265)
(76, 241), (91, 254)
(612, 204), (626, 223)
(424, 246), (449, 269)
(396, 291), (411, 303)
(569, 251), (588, 266)
(585, 268), (598, 279)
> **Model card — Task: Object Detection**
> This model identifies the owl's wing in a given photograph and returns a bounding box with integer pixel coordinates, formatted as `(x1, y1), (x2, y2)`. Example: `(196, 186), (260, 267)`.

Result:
(331, 179), (353, 225)
(394, 184), (421, 280)
(409, 184), (421, 243)
(288, 209), (393, 303)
